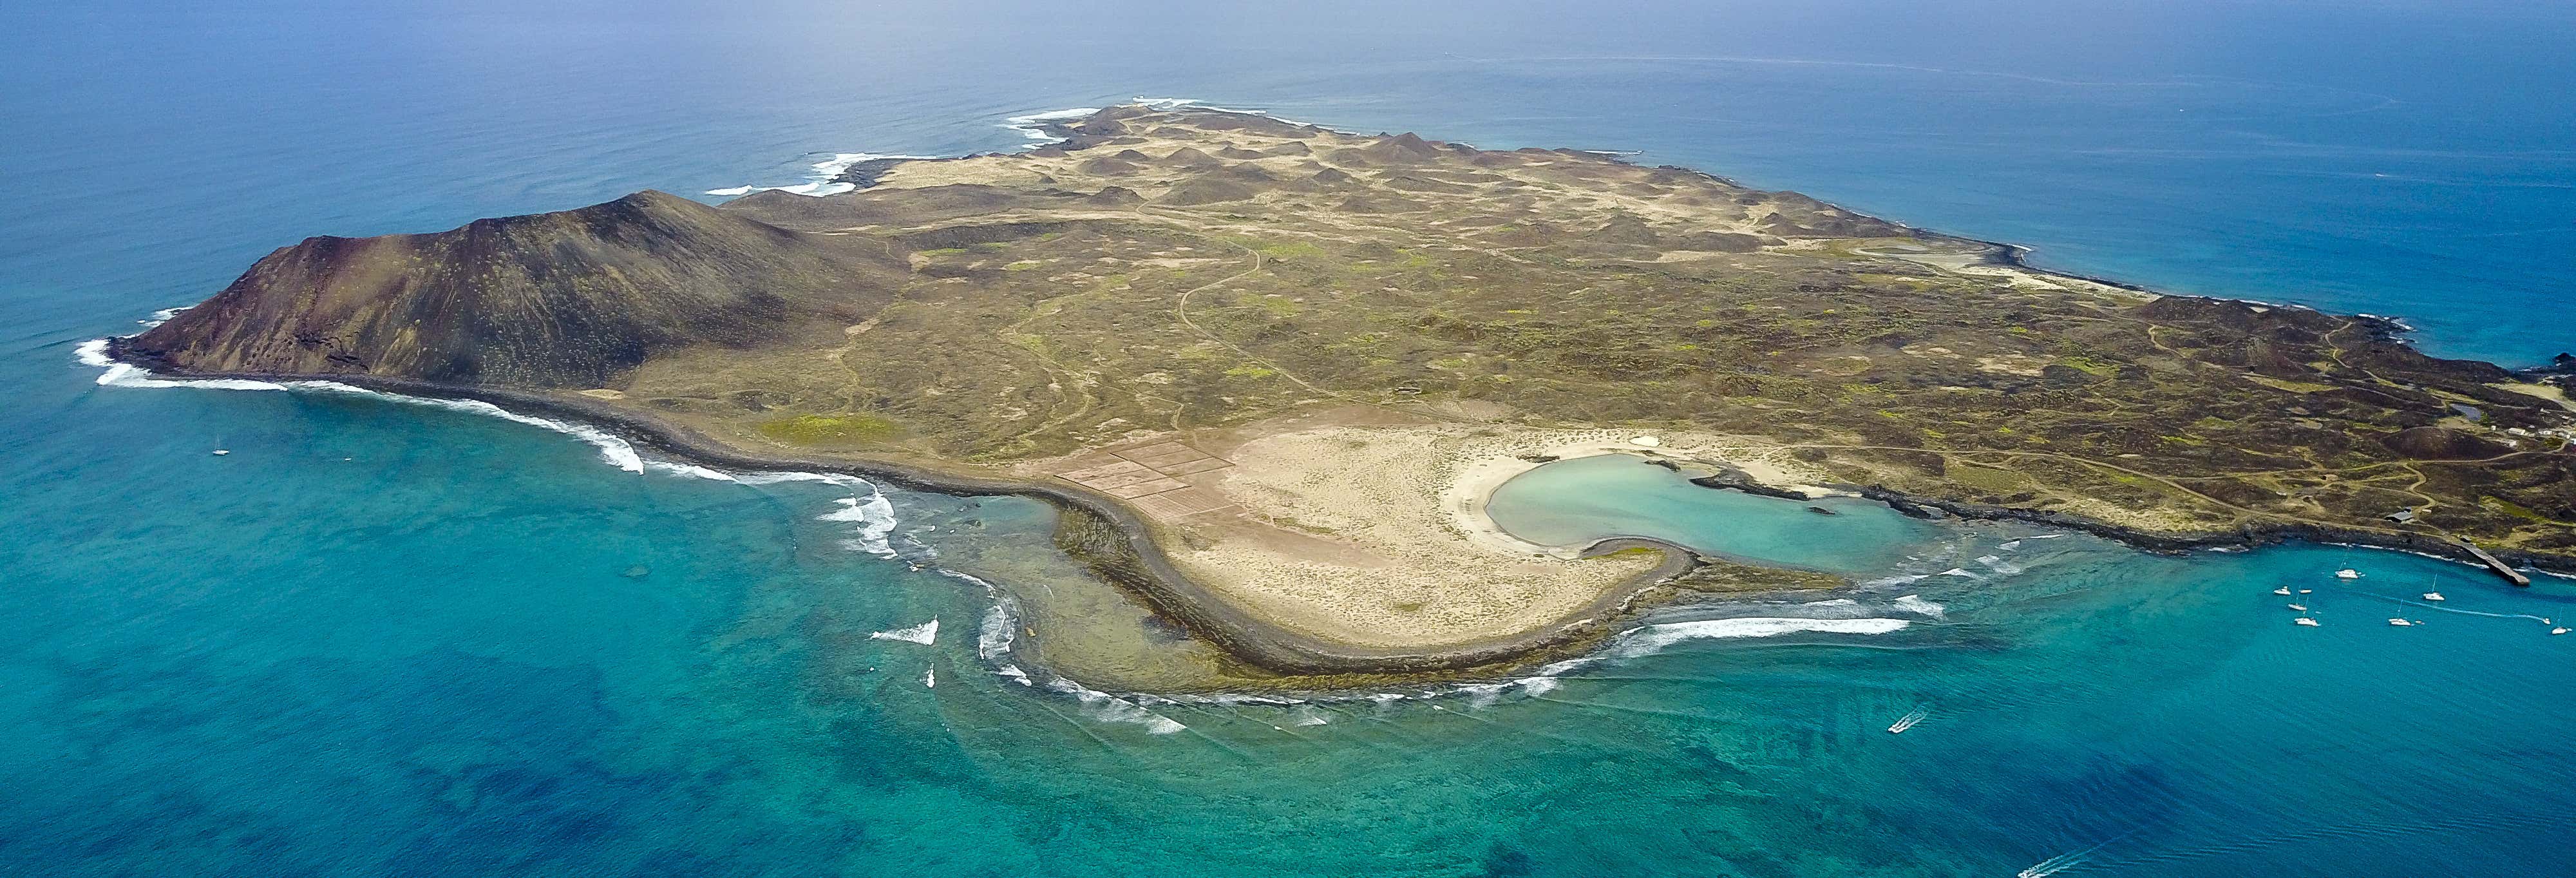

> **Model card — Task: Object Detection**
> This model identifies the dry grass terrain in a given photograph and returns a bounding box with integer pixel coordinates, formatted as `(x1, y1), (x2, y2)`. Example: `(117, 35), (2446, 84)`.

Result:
(129, 104), (2576, 660)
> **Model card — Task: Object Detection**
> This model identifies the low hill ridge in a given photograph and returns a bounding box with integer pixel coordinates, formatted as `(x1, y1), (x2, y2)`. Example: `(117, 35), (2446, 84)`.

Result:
(125, 190), (900, 386)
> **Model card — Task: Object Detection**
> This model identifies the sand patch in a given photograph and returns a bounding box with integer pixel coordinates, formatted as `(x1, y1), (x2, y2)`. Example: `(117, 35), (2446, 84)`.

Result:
(1159, 423), (1830, 650)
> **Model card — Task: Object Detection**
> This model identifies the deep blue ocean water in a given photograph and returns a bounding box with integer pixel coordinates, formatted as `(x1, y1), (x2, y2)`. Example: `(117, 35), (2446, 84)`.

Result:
(5, 1), (2575, 875)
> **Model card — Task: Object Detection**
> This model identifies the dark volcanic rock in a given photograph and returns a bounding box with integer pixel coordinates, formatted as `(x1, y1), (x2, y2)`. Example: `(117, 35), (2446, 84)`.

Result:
(124, 191), (903, 387)
(1075, 157), (1142, 175)
(1670, 231), (1770, 253)
(1159, 146), (1219, 167)
(2382, 426), (2514, 460)
(1085, 186), (1144, 207)
(1159, 177), (1264, 205)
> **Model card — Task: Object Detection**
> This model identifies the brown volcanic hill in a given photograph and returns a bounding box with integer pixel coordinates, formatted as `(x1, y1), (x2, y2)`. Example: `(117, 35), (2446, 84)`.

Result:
(123, 191), (902, 387)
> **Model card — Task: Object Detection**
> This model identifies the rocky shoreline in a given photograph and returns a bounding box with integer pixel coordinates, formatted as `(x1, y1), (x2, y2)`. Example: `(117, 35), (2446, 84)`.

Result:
(99, 103), (2576, 686)
(1682, 466), (2575, 581)
(101, 339), (1716, 680)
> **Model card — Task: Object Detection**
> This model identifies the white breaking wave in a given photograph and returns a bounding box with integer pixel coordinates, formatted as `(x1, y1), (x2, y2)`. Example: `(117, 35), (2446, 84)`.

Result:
(1891, 595), (1947, 619)
(869, 618), (938, 645)
(1605, 617), (1910, 660)
(79, 333), (923, 555)
(356, 392), (647, 473)
(817, 492), (899, 557)
(641, 459), (738, 481)
(974, 597), (1016, 660)
(732, 470), (863, 488)
(1000, 108), (1103, 143)
(80, 339), (650, 472)
(705, 152), (939, 198)
(1456, 675), (1564, 709)
(1046, 678), (1187, 734)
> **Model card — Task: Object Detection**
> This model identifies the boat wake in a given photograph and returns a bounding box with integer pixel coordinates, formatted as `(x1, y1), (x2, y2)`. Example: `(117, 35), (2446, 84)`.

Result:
(2018, 838), (2117, 877)
(2358, 593), (2553, 624)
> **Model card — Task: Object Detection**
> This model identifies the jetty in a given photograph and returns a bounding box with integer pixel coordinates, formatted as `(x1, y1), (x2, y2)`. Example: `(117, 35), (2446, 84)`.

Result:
(2459, 539), (2532, 586)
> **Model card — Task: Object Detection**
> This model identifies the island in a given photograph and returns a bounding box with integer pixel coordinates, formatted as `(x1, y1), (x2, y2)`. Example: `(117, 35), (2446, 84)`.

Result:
(110, 104), (2576, 685)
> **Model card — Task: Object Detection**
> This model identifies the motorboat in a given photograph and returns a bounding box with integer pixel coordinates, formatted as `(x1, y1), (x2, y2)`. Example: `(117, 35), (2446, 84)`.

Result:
(2336, 569), (2363, 579)
(2422, 592), (2446, 602)
(1888, 707), (1929, 734)
(2287, 604), (2308, 611)
(2273, 587), (2292, 596)
(2295, 617), (2321, 627)
(211, 449), (229, 455)
(2389, 618), (2414, 627)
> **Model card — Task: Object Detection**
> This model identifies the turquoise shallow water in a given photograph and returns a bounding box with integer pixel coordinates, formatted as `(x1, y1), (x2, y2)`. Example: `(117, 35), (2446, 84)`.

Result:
(6, 1), (2576, 875)
(1489, 455), (1949, 575)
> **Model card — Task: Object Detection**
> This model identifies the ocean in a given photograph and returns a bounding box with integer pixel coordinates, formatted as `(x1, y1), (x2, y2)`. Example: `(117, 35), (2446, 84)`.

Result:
(4, 1), (2573, 875)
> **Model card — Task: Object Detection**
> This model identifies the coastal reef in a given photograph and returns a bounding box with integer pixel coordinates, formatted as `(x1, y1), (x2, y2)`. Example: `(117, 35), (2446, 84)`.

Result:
(118, 104), (2576, 683)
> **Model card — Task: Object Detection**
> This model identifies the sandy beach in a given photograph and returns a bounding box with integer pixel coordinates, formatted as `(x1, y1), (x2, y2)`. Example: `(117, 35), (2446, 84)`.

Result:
(1139, 421), (1840, 651)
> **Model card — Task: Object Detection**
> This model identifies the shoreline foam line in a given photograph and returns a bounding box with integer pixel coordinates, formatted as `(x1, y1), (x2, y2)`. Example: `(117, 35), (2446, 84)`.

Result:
(79, 334), (911, 552)
(706, 151), (941, 198)
(84, 102), (2576, 691)
(92, 338), (1722, 678)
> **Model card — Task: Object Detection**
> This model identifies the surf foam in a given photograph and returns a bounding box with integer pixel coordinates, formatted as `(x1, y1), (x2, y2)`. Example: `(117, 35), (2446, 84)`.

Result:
(1000, 108), (1102, 143)
(1605, 617), (1910, 660)
(1891, 595), (1947, 618)
(817, 491), (899, 557)
(869, 618), (938, 645)
(1045, 678), (1187, 734)
(705, 152), (938, 198)
(79, 332), (930, 557)
(80, 339), (652, 472)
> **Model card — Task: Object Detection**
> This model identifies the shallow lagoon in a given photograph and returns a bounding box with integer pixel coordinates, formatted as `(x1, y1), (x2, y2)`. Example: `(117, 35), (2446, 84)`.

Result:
(10, 1), (2576, 873)
(1488, 453), (1951, 577)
